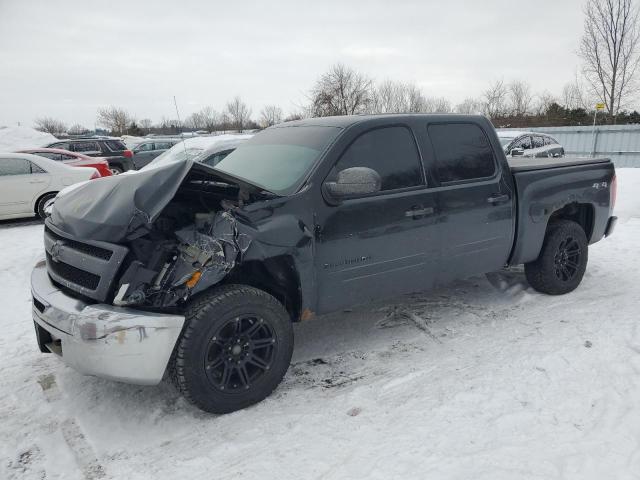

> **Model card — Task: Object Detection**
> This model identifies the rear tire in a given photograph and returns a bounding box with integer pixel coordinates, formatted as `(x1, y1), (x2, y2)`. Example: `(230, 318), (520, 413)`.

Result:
(36, 192), (56, 219)
(525, 220), (588, 295)
(109, 166), (123, 175)
(171, 285), (294, 414)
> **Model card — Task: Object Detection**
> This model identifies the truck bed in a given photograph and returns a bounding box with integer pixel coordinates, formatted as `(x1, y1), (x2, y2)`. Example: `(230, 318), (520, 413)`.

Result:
(508, 156), (611, 172)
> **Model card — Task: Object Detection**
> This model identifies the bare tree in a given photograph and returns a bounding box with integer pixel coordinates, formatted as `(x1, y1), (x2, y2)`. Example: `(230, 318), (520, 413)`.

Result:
(67, 124), (89, 135)
(579, 0), (640, 117)
(96, 106), (133, 135)
(310, 63), (373, 116)
(533, 91), (558, 115)
(139, 118), (153, 133)
(34, 117), (67, 135)
(561, 77), (591, 110)
(370, 81), (430, 113)
(483, 80), (508, 117)
(455, 97), (484, 114)
(226, 96), (252, 132)
(424, 96), (452, 113)
(260, 105), (283, 127)
(508, 80), (533, 116)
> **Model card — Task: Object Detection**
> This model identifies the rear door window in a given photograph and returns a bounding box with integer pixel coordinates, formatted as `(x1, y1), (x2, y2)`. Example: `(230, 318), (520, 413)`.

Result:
(154, 142), (173, 150)
(0, 158), (31, 175)
(51, 142), (69, 150)
(72, 141), (101, 153)
(35, 152), (61, 161)
(332, 126), (424, 192)
(136, 143), (154, 152)
(428, 123), (496, 183)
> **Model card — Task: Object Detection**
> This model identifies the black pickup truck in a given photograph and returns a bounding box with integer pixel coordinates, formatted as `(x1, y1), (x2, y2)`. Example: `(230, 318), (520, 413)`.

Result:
(31, 114), (617, 413)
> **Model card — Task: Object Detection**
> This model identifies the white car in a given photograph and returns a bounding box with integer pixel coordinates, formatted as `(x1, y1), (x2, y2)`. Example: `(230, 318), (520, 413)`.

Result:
(0, 152), (99, 221)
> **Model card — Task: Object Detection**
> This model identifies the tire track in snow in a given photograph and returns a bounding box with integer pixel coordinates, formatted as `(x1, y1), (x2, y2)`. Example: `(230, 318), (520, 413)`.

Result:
(37, 374), (107, 480)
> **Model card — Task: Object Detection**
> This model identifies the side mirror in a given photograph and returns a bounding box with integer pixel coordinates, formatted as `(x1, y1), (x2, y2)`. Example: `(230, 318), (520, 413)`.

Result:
(324, 167), (381, 201)
(510, 147), (524, 157)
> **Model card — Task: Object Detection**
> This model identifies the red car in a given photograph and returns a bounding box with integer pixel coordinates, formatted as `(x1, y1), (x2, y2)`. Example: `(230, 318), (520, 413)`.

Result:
(18, 148), (112, 177)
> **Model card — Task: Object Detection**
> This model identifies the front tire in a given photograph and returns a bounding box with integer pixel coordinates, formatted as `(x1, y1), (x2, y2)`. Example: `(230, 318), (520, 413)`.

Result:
(109, 166), (123, 175)
(172, 285), (294, 414)
(525, 220), (588, 295)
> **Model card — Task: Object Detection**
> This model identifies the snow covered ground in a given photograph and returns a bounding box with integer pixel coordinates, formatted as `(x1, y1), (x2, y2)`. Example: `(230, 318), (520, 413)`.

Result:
(1, 170), (639, 480)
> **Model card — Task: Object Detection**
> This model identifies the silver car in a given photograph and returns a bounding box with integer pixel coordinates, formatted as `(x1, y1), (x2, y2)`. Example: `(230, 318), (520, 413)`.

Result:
(131, 140), (178, 169)
(497, 131), (565, 158)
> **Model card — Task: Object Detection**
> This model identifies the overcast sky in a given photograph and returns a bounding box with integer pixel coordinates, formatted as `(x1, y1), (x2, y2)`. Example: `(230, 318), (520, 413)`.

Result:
(0, 0), (587, 128)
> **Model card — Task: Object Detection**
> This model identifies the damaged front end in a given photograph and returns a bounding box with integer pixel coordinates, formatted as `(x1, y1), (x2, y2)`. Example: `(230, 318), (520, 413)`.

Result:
(47, 160), (270, 310)
(114, 211), (251, 308)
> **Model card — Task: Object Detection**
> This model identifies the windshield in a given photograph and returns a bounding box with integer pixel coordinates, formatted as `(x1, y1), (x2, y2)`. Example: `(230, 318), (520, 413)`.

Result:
(214, 126), (341, 195)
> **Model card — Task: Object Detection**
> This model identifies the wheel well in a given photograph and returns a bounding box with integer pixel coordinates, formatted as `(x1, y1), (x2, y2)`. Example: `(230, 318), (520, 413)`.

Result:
(224, 256), (302, 322)
(548, 202), (594, 240)
(33, 191), (58, 213)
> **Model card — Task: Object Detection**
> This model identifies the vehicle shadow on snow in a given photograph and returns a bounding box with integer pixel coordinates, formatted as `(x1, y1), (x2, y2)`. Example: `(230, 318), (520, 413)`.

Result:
(53, 270), (533, 420)
(0, 217), (43, 229)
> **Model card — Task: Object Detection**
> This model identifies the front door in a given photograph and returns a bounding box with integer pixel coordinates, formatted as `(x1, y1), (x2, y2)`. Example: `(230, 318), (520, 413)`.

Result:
(314, 125), (441, 313)
(0, 157), (51, 216)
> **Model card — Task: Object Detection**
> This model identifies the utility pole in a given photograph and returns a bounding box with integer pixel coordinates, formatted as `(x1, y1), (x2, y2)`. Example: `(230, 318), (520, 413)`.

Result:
(591, 102), (605, 157)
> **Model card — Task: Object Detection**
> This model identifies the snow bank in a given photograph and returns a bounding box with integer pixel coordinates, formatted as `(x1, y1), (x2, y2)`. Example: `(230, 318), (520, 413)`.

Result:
(0, 126), (57, 151)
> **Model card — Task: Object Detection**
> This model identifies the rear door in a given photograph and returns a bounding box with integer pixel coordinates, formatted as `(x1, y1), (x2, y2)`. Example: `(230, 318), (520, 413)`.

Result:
(314, 124), (441, 313)
(425, 122), (515, 282)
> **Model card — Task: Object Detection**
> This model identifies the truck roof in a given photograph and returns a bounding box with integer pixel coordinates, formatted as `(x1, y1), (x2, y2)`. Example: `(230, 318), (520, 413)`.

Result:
(276, 114), (488, 129)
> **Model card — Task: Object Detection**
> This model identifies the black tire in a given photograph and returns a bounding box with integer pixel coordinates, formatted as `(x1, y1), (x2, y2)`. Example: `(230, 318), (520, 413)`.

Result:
(171, 285), (294, 414)
(109, 165), (123, 175)
(36, 192), (57, 219)
(525, 220), (588, 295)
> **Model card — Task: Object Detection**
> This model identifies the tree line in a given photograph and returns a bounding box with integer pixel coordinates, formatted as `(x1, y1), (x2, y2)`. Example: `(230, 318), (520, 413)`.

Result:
(34, 0), (640, 136)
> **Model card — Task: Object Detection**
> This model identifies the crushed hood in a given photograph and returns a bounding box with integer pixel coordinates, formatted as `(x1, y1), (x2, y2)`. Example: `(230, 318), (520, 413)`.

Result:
(50, 160), (195, 242)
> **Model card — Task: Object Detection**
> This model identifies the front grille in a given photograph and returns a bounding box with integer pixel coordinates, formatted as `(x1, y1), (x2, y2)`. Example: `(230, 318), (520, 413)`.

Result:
(45, 226), (112, 260)
(46, 252), (100, 290)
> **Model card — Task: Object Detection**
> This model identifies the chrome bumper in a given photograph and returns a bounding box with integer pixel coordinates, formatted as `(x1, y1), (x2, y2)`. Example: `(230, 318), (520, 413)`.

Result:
(31, 259), (185, 385)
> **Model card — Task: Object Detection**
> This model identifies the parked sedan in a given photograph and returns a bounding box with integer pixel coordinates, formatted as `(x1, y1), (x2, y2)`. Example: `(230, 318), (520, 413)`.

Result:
(0, 153), (99, 220)
(18, 148), (112, 177)
(131, 139), (177, 169)
(497, 131), (565, 158)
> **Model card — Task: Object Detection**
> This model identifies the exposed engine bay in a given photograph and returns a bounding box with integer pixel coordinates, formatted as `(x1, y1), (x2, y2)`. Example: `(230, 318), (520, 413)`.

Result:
(48, 160), (274, 309)
(112, 167), (270, 308)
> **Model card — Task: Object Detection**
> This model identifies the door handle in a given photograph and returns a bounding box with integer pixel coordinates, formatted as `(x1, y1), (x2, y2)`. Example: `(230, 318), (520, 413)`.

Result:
(487, 193), (510, 205)
(405, 206), (434, 218)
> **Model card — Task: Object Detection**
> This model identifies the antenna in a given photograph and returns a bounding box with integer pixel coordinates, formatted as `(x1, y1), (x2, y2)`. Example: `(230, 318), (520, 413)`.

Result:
(173, 95), (188, 157)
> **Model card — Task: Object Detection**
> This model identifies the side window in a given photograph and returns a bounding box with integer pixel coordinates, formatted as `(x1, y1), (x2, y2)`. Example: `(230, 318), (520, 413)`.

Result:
(532, 136), (545, 149)
(428, 123), (496, 183)
(30, 162), (46, 173)
(73, 141), (100, 153)
(512, 136), (532, 150)
(0, 158), (31, 176)
(104, 140), (126, 152)
(59, 154), (76, 160)
(333, 126), (424, 192)
(35, 152), (60, 161)
(51, 142), (69, 150)
(154, 142), (172, 150)
(202, 149), (233, 167)
(544, 136), (555, 146)
(136, 143), (154, 152)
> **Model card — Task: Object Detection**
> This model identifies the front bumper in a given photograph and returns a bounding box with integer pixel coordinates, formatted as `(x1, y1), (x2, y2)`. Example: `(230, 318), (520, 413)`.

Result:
(31, 259), (185, 385)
